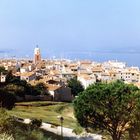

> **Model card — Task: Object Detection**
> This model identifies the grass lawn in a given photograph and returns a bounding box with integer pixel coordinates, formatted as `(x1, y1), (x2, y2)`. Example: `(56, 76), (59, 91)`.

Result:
(7, 101), (78, 129)
(7, 101), (114, 138)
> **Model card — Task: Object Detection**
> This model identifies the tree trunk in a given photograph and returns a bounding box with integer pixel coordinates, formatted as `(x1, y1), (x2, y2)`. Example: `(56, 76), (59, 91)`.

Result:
(112, 133), (121, 140)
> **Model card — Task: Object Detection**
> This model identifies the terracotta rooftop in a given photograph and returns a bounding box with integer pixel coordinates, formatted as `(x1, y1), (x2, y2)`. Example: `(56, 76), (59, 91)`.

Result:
(20, 72), (35, 77)
(47, 84), (61, 91)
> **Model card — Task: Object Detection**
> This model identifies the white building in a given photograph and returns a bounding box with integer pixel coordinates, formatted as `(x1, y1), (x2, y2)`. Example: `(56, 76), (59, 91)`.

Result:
(118, 68), (140, 83)
(78, 74), (96, 89)
(103, 60), (126, 69)
(0, 74), (6, 83)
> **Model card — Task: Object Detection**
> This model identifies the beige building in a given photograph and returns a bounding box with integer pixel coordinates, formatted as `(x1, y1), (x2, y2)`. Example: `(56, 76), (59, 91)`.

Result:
(48, 84), (72, 102)
(116, 68), (139, 83)
(20, 72), (36, 82)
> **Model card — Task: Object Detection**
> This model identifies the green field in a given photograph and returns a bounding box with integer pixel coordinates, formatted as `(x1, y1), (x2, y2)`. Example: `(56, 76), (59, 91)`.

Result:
(7, 101), (78, 129)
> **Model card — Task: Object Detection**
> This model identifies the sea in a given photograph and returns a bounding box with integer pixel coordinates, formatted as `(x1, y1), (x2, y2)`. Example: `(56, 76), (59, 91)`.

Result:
(45, 51), (140, 68)
(0, 50), (140, 68)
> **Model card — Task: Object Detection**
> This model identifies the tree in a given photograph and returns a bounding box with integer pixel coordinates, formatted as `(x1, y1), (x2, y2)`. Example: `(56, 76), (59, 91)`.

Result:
(34, 82), (48, 95)
(128, 109), (140, 140)
(73, 81), (140, 140)
(0, 66), (7, 74)
(4, 84), (25, 97)
(0, 89), (16, 110)
(5, 70), (20, 84)
(68, 77), (84, 96)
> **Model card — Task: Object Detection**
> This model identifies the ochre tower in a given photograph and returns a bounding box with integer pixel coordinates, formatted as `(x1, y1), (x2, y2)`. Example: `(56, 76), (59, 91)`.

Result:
(34, 47), (41, 64)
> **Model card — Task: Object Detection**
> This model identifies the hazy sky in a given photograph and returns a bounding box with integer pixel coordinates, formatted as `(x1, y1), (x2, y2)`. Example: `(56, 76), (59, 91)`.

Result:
(0, 0), (140, 57)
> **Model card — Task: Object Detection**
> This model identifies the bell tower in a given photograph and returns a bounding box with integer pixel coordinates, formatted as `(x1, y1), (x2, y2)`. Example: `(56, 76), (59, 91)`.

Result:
(34, 45), (41, 64)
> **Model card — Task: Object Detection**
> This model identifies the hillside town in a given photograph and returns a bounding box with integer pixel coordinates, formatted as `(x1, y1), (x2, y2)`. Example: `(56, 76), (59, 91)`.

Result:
(1, 0), (140, 139)
(0, 47), (140, 102)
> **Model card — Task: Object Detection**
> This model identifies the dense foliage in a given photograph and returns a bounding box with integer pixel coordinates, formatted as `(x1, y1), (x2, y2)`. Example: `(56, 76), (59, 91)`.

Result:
(0, 89), (16, 110)
(34, 82), (49, 96)
(74, 81), (140, 140)
(0, 67), (50, 109)
(0, 66), (7, 75)
(68, 77), (84, 96)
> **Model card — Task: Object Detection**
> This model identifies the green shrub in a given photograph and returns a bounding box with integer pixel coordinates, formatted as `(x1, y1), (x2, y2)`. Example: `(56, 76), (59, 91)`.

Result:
(0, 109), (14, 133)
(0, 133), (14, 140)
(0, 109), (51, 140)
(14, 129), (50, 140)
(72, 123), (83, 135)
(30, 119), (42, 128)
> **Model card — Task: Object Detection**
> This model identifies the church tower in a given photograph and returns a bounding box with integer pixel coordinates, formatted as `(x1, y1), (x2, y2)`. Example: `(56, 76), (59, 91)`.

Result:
(34, 45), (41, 64)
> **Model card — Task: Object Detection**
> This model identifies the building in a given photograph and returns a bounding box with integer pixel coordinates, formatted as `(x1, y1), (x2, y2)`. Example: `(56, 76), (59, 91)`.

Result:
(20, 72), (36, 82)
(48, 84), (72, 102)
(34, 46), (41, 64)
(0, 73), (6, 83)
(77, 74), (96, 89)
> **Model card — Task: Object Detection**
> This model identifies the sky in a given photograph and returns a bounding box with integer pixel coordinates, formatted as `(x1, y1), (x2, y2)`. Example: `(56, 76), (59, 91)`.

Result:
(0, 0), (140, 63)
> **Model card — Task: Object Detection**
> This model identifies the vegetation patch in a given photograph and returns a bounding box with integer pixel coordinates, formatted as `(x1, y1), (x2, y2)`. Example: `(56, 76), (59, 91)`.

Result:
(0, 109), (51, 140)
(8, 102), (77, 129)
